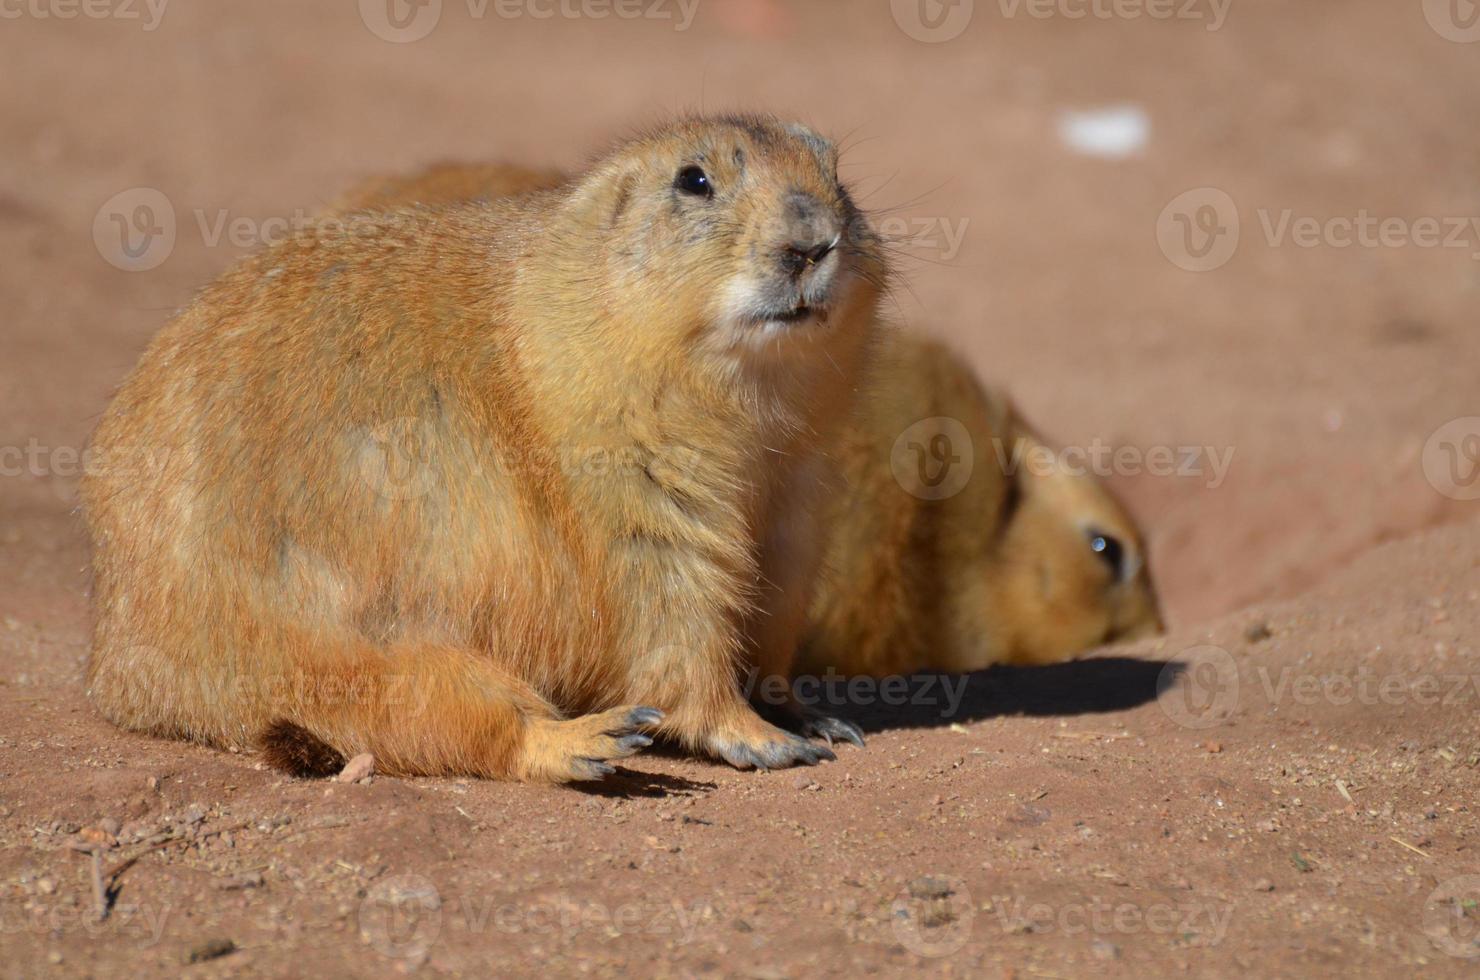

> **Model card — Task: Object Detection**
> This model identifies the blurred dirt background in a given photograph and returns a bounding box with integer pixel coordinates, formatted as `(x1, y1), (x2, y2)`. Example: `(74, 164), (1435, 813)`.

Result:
(2, 0), (1479, 976)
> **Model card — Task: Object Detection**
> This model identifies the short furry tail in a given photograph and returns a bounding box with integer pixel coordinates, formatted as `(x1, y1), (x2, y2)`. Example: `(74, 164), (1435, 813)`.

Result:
(258, 720), (345, 778)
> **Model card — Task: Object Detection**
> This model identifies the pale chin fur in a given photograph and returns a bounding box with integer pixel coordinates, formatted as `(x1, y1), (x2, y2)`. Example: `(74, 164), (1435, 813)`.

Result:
(714, 268), (853, 355)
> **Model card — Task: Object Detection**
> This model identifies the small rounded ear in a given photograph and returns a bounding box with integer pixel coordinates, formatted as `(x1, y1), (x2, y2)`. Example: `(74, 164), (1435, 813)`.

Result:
(561, 159), (642, 232)
(785, 122), (839, 173)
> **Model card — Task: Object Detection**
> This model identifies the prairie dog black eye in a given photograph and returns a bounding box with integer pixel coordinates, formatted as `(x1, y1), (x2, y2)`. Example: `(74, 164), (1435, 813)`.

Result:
(1088, 530), (1126, 581)
(675, 165), (712, 198)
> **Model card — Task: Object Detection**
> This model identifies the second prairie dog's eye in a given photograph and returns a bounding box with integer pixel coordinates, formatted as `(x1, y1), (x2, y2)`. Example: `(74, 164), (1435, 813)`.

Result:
(1088, 530), (1126, 581)
(675, 165), (712, 198)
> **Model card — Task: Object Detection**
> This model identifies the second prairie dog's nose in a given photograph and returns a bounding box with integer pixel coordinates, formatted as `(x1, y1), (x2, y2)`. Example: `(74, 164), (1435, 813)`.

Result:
(780, 191), (840, 276)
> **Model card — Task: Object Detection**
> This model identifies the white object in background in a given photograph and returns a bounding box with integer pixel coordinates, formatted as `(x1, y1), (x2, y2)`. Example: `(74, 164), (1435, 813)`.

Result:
(1058, 105), (1150, 159)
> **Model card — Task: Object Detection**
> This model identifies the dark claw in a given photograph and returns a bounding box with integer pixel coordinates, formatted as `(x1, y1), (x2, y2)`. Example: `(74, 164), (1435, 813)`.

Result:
(805, 740), (838, 765)
(626, 707), (665, 729)
(573, 759), (616, 780)
(802, 714), (866, 749)
(615, 733), (653, 755)
(718, 732), (836, 770)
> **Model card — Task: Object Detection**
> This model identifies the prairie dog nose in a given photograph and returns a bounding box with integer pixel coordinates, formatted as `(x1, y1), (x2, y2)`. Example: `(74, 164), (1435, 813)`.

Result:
(781, 235), (838, 275)
(779, 191), (841, 276)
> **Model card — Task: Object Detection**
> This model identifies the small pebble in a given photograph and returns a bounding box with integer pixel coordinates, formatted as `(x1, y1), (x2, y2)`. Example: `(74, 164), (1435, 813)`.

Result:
(907, 876), (954, 900)
(186, 939), (237, 964)
(218, 872), (264, 891)
(79, 826), (116, 847)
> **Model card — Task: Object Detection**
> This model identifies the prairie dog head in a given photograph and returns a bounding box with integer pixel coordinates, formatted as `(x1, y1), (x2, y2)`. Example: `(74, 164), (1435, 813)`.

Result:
(550, 115), (885, 356)
(974, 428), (1164, 666)
(858, 336), (1163, 673)
(935, 378), (1166, 672)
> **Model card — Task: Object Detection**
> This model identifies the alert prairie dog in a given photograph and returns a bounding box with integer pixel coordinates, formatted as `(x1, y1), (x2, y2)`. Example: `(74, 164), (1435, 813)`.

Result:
(800, 332), (1163, 678)
(83, 115), (887, 781)
(340, 162), (1163, 676)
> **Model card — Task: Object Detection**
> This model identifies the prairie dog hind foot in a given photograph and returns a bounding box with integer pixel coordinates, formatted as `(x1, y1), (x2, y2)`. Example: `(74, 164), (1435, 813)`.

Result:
(701, 713), (837, 771)
(520, 706), (664, 782)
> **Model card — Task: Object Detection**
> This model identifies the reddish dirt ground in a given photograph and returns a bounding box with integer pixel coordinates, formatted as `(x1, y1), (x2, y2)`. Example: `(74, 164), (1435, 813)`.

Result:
(3, 1), (1479, 976)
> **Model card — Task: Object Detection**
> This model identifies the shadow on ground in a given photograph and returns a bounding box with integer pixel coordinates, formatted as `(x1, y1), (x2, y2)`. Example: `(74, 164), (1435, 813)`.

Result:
(833, 656), (1179, 734)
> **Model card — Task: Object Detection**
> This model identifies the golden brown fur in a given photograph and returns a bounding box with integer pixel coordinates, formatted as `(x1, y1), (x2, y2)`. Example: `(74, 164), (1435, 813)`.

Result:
(83, 115), (887, 781)
(334, 161), (566, 211)
(340, 161), (1163, 680)
(800, 332), (1163, 677)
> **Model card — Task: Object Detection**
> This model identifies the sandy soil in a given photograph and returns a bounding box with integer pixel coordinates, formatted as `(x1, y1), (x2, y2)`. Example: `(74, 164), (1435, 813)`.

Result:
(2, 1), (1479, 976)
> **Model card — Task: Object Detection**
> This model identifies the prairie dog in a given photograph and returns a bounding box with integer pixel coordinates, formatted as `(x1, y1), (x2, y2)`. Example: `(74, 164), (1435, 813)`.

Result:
(339, 162), (1163, 677)
(83, 115), (887, 781)
(800, 332), (1163, 677)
